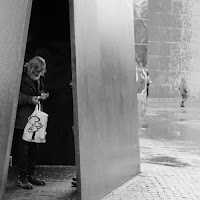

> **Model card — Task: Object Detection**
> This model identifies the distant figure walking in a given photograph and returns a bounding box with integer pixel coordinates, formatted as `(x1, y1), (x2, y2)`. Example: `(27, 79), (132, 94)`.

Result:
(146, 71), (152, 100)
(179, 78), (188, 107)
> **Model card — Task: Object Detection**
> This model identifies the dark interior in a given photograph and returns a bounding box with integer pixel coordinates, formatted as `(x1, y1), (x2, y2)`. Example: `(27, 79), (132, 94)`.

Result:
(13, 0), (75, 165)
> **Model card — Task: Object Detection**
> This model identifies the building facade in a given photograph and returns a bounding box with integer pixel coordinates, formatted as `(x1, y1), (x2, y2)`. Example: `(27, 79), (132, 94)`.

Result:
(135, 0), (200, 101)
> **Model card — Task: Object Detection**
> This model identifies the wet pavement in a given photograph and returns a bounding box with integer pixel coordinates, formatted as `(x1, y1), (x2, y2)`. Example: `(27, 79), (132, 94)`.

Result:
(103, 101), (200, 200)
(139, 101), (200, 168)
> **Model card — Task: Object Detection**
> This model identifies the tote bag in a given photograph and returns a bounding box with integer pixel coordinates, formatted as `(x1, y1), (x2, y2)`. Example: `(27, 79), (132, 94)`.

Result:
(22, 102), (48, 143)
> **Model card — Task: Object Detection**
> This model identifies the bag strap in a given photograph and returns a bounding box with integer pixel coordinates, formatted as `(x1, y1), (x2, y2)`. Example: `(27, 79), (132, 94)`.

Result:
(35, 102), (41, 111)
(38, 102), (41, 111)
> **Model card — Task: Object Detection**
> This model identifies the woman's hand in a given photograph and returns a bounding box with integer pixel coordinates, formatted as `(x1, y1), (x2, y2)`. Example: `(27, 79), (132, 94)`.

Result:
(40, 92), (49, 100)
(32, 96), (40, 105)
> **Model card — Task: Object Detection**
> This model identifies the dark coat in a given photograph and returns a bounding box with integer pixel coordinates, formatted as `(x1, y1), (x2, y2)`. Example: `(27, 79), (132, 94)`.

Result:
(15, 72), (44, 129)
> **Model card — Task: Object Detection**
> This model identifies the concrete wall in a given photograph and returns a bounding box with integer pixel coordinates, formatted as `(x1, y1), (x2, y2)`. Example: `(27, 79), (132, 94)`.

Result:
(74, 0), (140, 200)
(0, 0), (32, 198)
(148, 0), (200, 100)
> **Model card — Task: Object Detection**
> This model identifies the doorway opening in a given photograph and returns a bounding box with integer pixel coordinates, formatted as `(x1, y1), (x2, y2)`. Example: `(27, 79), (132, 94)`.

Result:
(12, 0), (75, 166)
(6, 0), (77, 198)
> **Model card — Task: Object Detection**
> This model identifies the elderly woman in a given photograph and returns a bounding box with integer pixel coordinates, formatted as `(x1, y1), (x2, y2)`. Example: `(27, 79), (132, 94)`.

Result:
(14, 56), (49, 189)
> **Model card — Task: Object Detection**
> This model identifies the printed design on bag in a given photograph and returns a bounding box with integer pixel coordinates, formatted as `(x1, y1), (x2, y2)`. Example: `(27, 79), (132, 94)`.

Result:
(28, 115), (43, 140)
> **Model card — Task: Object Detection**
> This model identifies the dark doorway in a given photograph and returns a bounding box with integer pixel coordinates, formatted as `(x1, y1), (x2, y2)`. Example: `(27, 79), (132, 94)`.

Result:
(12, 0), (75, 165)
(30, 0), (75, 165)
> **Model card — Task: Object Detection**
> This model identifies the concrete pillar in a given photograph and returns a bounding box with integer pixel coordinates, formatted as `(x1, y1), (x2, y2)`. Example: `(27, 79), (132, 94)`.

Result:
(74, 0), (140, 199)
(0, 1), (32, 198)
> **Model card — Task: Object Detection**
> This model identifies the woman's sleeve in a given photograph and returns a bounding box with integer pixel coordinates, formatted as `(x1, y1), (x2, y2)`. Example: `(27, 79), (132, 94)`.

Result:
(39, 78), (45, 94)
(18, 93), (33, 105)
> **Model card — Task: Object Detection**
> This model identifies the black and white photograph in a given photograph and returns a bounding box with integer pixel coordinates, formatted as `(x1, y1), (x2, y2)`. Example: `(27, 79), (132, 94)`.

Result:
(1, 0), (200, 200)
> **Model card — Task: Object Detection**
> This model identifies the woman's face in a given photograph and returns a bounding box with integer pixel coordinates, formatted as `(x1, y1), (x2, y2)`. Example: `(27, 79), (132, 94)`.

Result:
(26, 57), (46, 81)
(30, 68), (45, 81)
(30, 72), (43, 81)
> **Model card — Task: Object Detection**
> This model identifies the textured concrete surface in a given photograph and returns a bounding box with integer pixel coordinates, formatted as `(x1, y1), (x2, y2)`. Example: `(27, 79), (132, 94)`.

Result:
(0, 1), (32, 198)
(74, 0), (139, 200)
(103, 101), (200, 200)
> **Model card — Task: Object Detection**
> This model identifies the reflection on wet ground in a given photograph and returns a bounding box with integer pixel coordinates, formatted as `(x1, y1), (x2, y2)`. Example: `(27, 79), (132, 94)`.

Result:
(139, 102), (200, 142)
(139, 102), (200, 168)
(148, 156), (190, 167)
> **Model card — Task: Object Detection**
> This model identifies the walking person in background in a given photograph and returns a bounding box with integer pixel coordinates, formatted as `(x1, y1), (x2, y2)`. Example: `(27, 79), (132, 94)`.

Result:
(179, 78), (188, 107)
(146, 70), (152, 101)
(13, 56), (49, 189)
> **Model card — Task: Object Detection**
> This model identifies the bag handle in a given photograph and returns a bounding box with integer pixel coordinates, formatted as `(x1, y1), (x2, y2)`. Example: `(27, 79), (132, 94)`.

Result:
(36, 102), (41, 111)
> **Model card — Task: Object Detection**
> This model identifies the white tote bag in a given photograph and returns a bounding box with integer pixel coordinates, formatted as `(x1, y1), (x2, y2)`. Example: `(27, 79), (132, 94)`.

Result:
(22, 103), (48, 143)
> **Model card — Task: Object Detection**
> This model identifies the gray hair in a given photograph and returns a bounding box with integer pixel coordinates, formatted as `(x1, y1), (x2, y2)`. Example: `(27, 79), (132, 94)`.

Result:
(24, 56), (46, 77)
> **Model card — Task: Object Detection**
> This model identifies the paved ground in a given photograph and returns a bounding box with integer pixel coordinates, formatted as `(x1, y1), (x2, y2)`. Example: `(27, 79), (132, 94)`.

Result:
(4, 166), (78, 200)
(5, 101), (200, 200)
(103, 101), (200, 200)
(103, 163), (200, 200)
